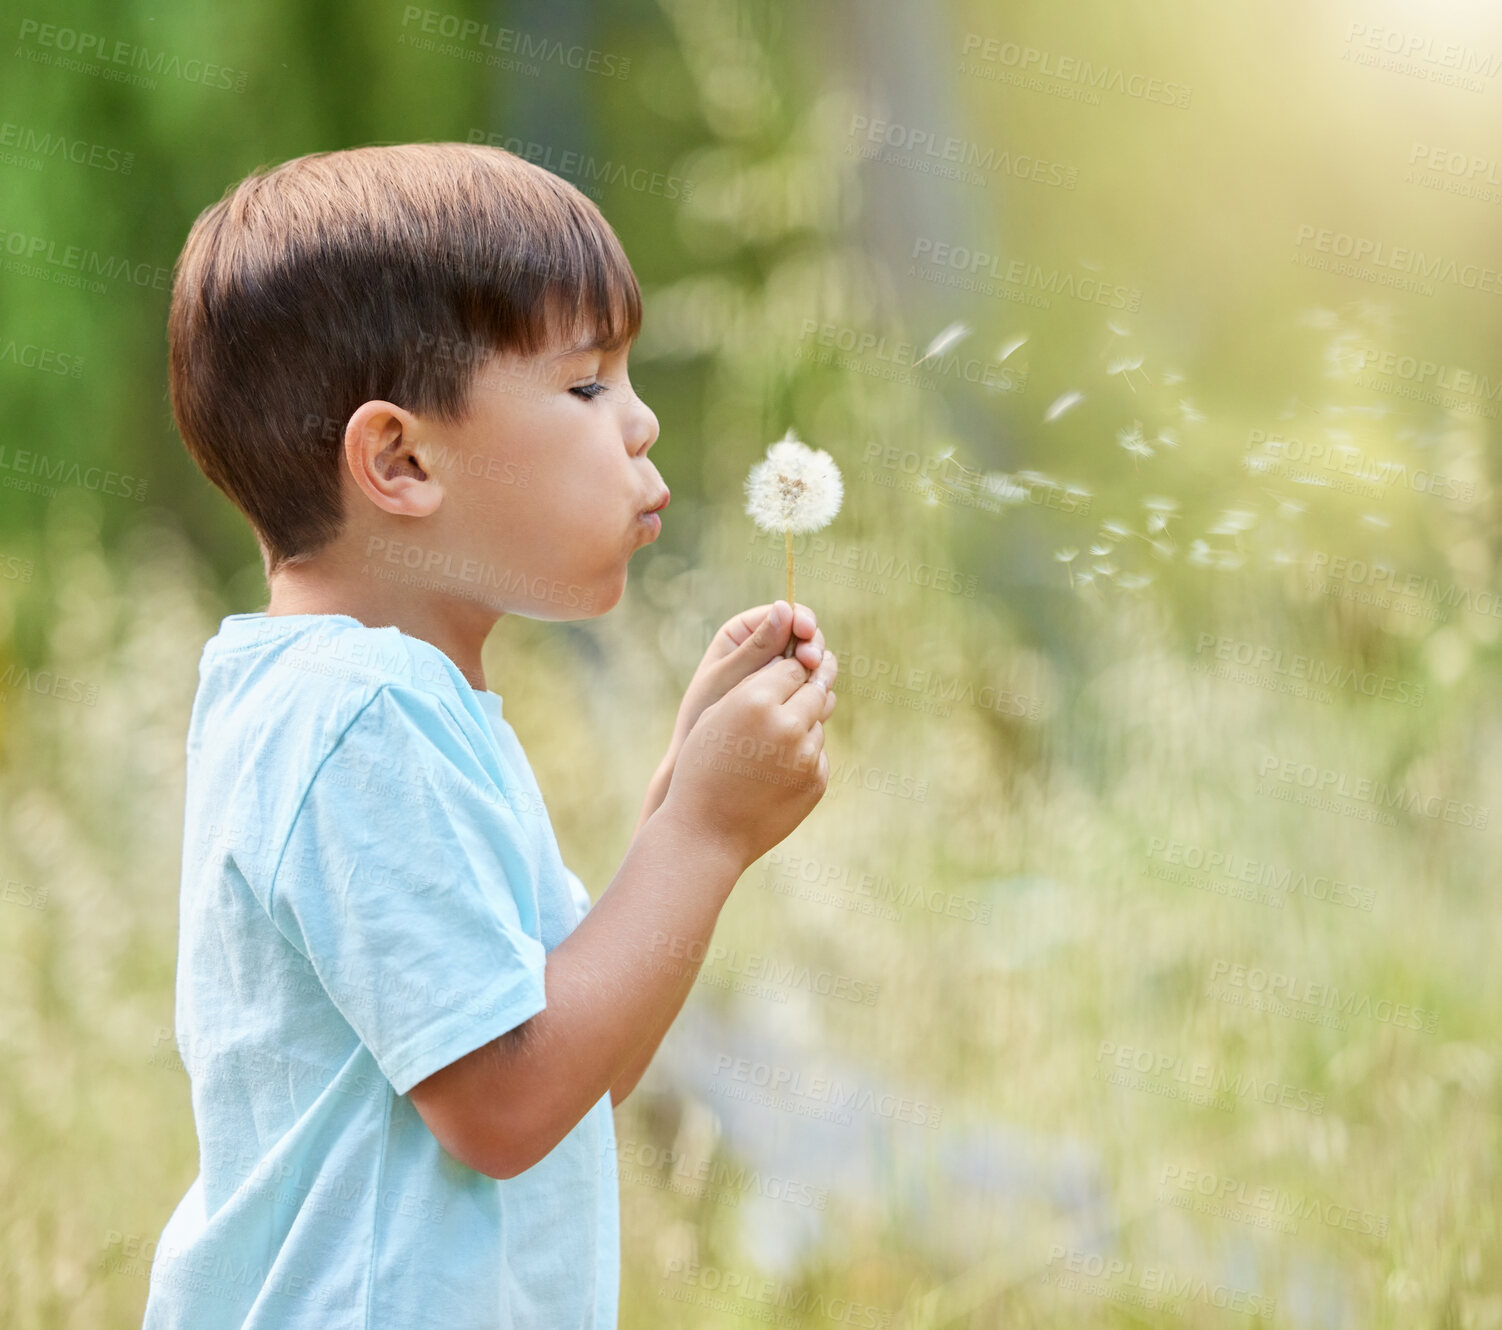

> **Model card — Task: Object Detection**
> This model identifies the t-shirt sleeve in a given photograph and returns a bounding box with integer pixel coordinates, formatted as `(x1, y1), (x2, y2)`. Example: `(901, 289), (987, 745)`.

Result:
(269, 683), (549, 1096)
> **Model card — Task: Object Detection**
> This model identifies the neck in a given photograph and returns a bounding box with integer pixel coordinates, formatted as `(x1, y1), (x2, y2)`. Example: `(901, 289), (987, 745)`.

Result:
(264, 560), (502, 692)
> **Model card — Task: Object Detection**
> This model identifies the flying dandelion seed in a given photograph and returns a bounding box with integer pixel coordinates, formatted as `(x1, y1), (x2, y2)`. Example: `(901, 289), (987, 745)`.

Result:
(1208, 509), (1257, 537)
(1178, 399), (1205, 423)
(1117, 421), (1154, 466)
(1117, 572), (1154, 591)
(1155, 427), (1180, 449)
(913, 321), (970, 367)
(1055, 546), (1079, 589)
(1160, 369), (1185, 386)
(981, 473), (1027, 505)
(1106, 319), (1131, 337)
(1106, 353), (1149, 392)
(745, 428), (843, 657)
(1101, 518), (1132, 540)
(1090, 543), (1112, 557)
(1044, 391), (1084, 423)
(1361, 513), (1391, 529)
(997, 333), (1029, 362)
(1016, 469), (1059, 488)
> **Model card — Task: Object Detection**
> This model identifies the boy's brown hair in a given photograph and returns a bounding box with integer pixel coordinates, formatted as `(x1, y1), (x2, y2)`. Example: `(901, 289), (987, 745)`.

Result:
(168, 141), (642, 575)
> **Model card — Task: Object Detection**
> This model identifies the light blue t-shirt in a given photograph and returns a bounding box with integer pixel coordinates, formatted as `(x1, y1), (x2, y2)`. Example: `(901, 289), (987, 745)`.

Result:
(143, 612), (620, 1329)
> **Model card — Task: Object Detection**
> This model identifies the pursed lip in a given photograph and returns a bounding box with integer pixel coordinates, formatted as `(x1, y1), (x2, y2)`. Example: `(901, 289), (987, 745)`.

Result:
(640, 489), (671, 515)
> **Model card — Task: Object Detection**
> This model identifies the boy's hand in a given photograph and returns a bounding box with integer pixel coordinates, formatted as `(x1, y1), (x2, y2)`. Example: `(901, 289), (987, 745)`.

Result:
(660, 648), (838, 871)
(635, 602), (832, 837)
(666, 601), (823, 768)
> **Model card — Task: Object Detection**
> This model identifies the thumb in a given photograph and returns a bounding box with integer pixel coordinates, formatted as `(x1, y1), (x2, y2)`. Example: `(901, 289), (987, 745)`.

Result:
(722, 601), (793, 675)
(749, 600), (792, 652)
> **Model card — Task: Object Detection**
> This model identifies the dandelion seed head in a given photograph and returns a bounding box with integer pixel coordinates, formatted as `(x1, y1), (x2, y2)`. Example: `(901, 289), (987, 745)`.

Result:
(744, 429), (844, 534)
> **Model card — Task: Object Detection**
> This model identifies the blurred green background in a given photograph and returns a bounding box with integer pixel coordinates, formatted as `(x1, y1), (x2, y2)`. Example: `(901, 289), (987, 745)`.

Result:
(2, 0), (1500, 1325)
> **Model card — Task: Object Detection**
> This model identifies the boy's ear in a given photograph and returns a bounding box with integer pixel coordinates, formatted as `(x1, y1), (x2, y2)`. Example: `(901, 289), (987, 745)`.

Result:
(342, 400), (444, 518)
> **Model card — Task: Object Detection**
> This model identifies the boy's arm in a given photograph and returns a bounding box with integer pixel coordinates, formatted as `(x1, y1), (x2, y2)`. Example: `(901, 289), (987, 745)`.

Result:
(409, 802), (746, 1178)
(599, 750), (726, 1108)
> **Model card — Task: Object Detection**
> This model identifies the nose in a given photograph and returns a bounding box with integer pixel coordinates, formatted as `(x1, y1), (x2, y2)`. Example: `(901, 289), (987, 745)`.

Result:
(630, 400), (659, 457)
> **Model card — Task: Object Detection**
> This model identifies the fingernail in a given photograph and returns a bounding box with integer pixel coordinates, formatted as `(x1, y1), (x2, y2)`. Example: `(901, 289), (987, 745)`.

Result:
(770, 602), (786, 630)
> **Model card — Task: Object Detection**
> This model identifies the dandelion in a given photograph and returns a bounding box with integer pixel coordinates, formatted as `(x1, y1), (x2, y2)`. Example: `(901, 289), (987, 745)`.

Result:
(745, 428), (843, 655)
(1044, 391), (1085, 423)
(913, 321), (969, 367)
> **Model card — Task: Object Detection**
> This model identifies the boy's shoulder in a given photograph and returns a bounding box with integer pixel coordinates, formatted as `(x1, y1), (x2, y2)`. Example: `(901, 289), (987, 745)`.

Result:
(186, 612), (524, 894)
(200, 611), (491, 726)
(190, 611), (508, 802)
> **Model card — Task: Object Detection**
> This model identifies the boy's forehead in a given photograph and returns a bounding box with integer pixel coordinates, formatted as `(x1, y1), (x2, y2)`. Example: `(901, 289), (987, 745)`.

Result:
(548, 334), (611, 361)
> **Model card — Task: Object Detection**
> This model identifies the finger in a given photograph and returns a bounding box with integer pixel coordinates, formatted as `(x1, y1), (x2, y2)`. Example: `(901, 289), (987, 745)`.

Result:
(790, 602), (817, 642)
(718, 603), (776, 649)
(820, 686), (837, 722)
(782, 649), (837, 724)
(757, 651), (814, 704)
(793, 627), (824, 670)
(727, 601), (792, 665)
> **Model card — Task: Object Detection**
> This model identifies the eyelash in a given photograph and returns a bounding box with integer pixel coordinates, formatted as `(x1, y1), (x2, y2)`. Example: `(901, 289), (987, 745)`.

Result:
(570, 381), (609, 401)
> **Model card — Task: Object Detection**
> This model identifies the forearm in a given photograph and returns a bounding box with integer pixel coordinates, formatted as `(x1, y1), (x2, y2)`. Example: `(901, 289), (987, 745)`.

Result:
(633, 750), (676, 839)
(501, 803), (743, 1173)
(608, 946), (700, 1106)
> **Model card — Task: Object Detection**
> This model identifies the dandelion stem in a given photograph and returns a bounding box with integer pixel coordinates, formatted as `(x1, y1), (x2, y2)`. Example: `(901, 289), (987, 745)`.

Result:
(783, 525), (797, 658)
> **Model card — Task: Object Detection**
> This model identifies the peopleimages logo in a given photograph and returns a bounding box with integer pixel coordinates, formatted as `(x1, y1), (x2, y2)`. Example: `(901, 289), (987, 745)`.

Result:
(1256, 753), (1489, 829)
(910, 237), (1142, 311)
(1294, 224), (1502, 295)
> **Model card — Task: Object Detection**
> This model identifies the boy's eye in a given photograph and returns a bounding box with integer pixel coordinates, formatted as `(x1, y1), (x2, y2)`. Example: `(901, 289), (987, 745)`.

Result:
(570, 381), (609, 401)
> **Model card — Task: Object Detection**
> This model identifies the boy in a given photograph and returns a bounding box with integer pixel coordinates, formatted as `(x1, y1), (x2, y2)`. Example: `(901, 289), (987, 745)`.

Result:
(143, 141), (839, 1329)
